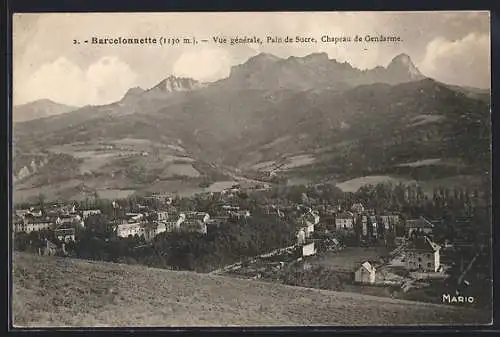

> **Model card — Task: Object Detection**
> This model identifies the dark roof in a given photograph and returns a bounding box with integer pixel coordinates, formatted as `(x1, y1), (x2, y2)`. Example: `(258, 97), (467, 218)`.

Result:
(405, 216), (434, 228)
(180, 221), (206, 230)
(336, 211), (354, 218)
(55, 228), (75, 234)
(185, 212), (208, 221)
(142, 222), (158, 230)
(407, 236), (440, 252)
(56, 222), (74, 230)
(59, 214), (77, 219)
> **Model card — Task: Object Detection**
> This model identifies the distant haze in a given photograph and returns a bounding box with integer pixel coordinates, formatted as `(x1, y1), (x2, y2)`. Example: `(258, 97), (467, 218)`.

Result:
(13, 11), (490, 106)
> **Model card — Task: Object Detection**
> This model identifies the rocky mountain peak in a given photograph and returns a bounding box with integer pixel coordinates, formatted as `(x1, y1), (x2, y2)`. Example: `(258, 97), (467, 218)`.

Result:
(122, 86), (145, 100)
(387, 53), (423, 80)
(152, 76), (202, 93)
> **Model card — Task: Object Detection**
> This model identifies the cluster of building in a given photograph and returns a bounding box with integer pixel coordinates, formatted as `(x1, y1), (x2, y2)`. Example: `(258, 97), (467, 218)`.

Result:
(110, 198), (254, 240)
(351, 212), (452, 285)
(13, 188), (476, 291)
(12, 194), (257, 245)
(354, 235), (443, 286)
(266, 200), (450, 286)
(113, 210), (212, 239)
(295, 208), (320, 258)
(13, 203), (95, 243)
(329, 202), (402, 239)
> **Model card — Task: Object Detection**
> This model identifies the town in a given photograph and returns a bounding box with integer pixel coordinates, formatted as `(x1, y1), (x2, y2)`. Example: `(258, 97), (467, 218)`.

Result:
(12, 181), (491, 309)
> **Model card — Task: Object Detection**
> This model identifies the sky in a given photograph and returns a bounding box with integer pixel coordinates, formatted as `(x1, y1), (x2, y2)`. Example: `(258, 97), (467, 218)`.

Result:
(13, 11), (490, 106)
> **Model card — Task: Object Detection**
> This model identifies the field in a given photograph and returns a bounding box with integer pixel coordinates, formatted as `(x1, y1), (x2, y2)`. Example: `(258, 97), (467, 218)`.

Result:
(12, 252), (490, 327)
(409, 114), (444, 127)
(335, 175), (415, 193)
(307, 247), (389, 272)
(248, 154), (316, 172)
(13, 179), (94, 204)
(395, 158), (443, 167)
(335, 173), (486, 196)
(204, 180), (239, 192)
(280, 154), (316, 170)
(12, 138), (215, 202)
(95, 189), (136, 200)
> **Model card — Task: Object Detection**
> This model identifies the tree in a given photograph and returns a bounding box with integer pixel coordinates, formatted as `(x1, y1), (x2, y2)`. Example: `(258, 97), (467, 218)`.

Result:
(37, 193), (46, 213)
(84, 214), (115, 239)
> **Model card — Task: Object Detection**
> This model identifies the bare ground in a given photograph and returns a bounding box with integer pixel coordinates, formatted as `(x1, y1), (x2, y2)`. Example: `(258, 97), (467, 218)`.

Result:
(12, 252), (491, 327)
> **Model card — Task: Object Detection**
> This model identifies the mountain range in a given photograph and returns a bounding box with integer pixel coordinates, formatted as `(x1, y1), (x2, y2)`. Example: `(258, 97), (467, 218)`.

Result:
(214, 52), (424, 91)
(13, 99), (77, 123)
(12, 53), (491, 203)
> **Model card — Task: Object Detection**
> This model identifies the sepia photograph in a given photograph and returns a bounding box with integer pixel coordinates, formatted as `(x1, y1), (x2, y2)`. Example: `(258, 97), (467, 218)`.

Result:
(10, 11), (492, 327)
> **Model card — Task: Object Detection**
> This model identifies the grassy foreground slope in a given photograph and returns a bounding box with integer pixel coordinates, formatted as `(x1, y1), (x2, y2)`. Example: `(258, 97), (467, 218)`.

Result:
(12, 252), (490, 327)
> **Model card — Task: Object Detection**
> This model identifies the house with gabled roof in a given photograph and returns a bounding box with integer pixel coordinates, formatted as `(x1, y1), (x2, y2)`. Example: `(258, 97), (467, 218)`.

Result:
(335, 211), (355, 232)
(14, 215), (55, 233)
(405, 216), (435, 237)
(15, 209), (31, 217)
(56, 214), (83, 227)
(297, 211), (318, 239)
(351, 203), (365, 214)
(116, 222), (143, 238)
(177, 212), (209, 235)
(54, 227), (76, 243)
(28, 207), (43, 217)
(405, 236), (441, 272)
(354, 261), (377, 284)
(302, 242), (316, 257)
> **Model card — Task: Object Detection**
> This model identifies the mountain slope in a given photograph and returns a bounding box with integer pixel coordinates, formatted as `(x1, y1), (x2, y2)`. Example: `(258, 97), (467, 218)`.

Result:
(231, 78), (491, 174)
(13, 99), (77, 123)
(13, 252), (490, 327)
(12, 53), (491, 197)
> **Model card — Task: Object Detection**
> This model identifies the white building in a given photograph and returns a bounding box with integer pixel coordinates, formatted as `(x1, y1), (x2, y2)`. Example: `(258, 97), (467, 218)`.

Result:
(14, 220), (54, 233)
(15, 209), (31, 217)
(335, 211), (355, 231)
(56, 214), (83, 227)
(406, 216), (435, 237)
(302, 242), (316, 257)
(28, 207), (43, 217)
(154, 211), (168, 221)
(354, 262), (376, 284)
(351, 203), (365, 214)
(116, 222), (143, 238)
(405, 236), (441, 272)
(155, 220), (178, 235)
(81, 209), (101, 219)
(54, 228), (76, 242)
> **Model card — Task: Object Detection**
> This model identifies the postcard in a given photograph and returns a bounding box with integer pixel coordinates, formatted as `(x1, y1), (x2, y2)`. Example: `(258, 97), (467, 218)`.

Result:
(11, 11), (492, 327)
